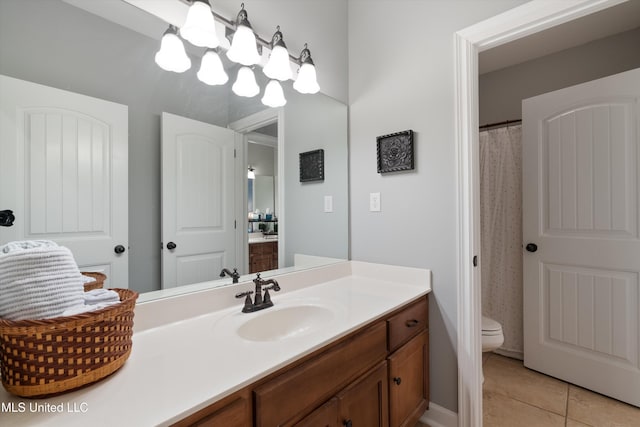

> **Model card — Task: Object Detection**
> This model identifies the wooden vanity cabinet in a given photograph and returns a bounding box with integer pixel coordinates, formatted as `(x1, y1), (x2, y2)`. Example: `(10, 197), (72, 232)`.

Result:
(174, 296), (429, 427)
(249, 241), (278, 273)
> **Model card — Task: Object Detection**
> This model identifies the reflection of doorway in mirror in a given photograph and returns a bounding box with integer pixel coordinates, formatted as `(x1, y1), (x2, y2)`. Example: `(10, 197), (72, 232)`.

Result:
(247, 126), (279, 274)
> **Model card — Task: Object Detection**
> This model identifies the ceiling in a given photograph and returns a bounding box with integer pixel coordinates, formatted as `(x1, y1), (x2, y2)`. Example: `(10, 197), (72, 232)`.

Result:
(479, 0), (640, 74)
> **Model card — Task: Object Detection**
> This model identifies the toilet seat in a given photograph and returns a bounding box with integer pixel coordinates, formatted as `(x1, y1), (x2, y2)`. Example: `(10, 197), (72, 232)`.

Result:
(482, 316), (502, 336)
(481, 316), (504, 352)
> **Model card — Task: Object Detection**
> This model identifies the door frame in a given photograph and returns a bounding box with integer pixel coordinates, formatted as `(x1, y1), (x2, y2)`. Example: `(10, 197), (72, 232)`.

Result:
(453, 0), (627, 425)
(228, 108), (285, 274)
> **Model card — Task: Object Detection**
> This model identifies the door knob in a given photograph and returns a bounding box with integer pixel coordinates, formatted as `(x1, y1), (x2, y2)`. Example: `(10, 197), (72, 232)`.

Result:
(114, 245), (126, 254)
(167, 242), (177, 250)
(393, 377), (402, 385)
(0, 210), (15, 227)
(525, 243), (538, 253)
(343, 420), (352, 427)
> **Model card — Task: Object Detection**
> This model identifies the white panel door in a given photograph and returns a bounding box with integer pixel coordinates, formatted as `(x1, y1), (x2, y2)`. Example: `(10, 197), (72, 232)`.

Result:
(161, 112), (237, 288)
(523, 68), (640, 406)
(0, 75), (128, 287)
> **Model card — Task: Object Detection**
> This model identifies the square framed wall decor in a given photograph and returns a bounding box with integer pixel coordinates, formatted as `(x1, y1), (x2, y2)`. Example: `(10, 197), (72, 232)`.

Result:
(299, 149), (324, 182)
(376, 130), (414, 173)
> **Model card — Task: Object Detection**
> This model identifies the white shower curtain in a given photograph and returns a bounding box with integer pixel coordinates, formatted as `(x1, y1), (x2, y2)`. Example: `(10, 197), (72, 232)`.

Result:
(480, 124), (523, 360)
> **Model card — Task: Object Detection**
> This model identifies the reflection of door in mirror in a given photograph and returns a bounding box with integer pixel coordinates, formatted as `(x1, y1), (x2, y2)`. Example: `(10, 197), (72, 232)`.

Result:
(161, 113), (239, 288)
(247, 130), (279, 274)
(0, 75), (129, 288)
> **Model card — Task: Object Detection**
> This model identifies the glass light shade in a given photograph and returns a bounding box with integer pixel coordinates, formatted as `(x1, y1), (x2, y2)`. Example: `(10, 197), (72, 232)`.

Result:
(226, 25), (261, 66)
(293, 63), (320, 94)
(261, 80), (287, 108)
(263, 45), (293, 81)
(181, 0), (219, 48)
(232, 67), (260, 97)
(197, 50), (228, 85)
(155, 31), (191, 73)
(247, 168), (255, 180)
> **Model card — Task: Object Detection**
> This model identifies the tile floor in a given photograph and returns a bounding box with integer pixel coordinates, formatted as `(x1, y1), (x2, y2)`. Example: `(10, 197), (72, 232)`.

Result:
(482, 353), (640, 426)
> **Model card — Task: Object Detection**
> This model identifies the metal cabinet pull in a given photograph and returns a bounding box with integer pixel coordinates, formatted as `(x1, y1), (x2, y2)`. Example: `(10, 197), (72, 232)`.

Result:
(405, 319), (419, 327)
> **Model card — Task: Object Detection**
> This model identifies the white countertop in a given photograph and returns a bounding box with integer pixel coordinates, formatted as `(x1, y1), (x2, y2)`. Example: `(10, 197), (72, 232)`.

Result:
(248, 236), (278, 244)
(0, 261), (431, 427)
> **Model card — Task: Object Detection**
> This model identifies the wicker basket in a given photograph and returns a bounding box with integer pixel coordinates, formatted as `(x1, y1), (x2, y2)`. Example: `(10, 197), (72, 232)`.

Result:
(0, 288), (138, 398)
(81, 272), (106, 292)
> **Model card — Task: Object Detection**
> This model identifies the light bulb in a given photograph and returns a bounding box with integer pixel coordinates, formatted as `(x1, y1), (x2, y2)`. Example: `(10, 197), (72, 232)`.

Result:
(261, 80), (287, 108)
(155, 27), (191, 73)
(181, 0), (219, 48)
(263, 45), (292, 81)
(293, 63), (320, 94)
(227, 25), (261, 66)
(197, 49), (228, 85)
(232, 67), (260, 97)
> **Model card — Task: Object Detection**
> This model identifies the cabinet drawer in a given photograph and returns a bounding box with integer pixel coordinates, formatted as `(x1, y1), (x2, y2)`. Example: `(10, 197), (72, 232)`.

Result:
(254, 321), (387, 427)
(387, 297), (428, 352)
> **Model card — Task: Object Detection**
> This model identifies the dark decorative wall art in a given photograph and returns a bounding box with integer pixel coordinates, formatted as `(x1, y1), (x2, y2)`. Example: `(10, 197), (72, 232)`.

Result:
(299, 149), (324, 182)
(376, 130), (414, 174)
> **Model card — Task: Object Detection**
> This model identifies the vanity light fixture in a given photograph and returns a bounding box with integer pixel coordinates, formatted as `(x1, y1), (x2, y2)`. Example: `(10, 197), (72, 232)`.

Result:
(180, 0), (219, 48)
(293, 44), (320, 94)
(155, 25), (191, 73)
(197, 49), (228, 85)
(232, 66), (260, 97)
(226, 3), (261, 66)
(153, 2), (321, 106)
(263, 26), (293, 81)
(261, 80), (287, 108)
(247, 166), (256, 180)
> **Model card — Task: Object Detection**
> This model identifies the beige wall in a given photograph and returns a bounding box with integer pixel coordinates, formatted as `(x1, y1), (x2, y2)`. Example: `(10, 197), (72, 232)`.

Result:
(480, 27), (640, 125)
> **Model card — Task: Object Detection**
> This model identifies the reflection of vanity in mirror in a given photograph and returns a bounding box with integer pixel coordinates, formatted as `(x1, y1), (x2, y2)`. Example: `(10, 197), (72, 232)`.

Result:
(0, 0), (348, 299)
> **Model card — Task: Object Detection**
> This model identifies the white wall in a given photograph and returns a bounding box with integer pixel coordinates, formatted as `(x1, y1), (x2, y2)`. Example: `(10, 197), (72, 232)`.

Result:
(347, 0), (528, 412)
(480, 26), (640, 124)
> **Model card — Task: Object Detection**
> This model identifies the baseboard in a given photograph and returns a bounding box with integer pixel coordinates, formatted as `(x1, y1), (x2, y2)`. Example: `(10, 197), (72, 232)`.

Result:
(419, 402), (458, 427)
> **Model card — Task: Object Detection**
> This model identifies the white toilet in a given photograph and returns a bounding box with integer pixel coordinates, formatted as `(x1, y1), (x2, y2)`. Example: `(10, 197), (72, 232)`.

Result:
(481, 315), (504, 352)
(481, 316), (504, 382)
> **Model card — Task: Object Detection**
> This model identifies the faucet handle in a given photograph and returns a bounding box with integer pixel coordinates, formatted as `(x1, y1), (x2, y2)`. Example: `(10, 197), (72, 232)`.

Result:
(235, 291), (254, 311)
(235, 291), (253, 299)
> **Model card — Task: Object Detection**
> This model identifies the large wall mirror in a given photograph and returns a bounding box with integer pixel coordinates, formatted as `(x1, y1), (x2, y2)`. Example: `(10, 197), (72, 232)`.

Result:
(0, 0), (349, 299)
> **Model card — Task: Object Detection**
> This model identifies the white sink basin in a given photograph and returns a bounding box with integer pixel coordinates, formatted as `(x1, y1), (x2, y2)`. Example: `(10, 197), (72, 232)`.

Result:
(237, 305), (335, 342)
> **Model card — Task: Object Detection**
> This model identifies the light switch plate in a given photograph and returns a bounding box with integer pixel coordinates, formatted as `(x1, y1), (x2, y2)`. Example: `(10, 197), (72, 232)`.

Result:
(370, 192), (381, 212)
(324, 195), (333, 213)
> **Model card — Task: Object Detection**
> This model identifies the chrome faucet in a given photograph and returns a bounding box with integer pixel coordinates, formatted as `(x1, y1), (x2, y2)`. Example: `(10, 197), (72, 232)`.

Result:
(220, 268), (240, 283)
(235, 273), (281, 313)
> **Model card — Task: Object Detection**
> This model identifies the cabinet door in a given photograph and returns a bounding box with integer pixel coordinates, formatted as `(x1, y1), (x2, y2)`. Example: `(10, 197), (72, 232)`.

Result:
(388, 330), (429, 427)
(293, 398), (338, 427)
(337, 361), (389, 427)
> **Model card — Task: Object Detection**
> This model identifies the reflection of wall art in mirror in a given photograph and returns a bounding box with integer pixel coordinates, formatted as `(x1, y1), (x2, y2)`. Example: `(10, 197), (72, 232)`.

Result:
(299, 149), (325, 182)
(376, 130), (414, 174)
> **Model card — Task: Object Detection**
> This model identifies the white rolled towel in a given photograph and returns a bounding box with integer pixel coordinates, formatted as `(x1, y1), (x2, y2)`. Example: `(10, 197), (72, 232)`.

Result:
(83, 288), (120, 305)
(61, 300), (120, 317)
(0, 241), (85, 320)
